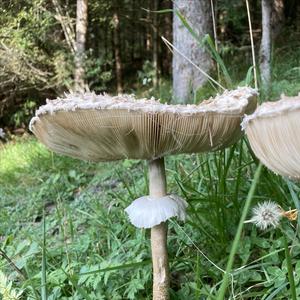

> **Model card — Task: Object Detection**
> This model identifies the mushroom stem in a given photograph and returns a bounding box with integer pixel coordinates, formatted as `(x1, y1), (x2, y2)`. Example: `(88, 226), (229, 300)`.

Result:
(149, 158), (170, 300)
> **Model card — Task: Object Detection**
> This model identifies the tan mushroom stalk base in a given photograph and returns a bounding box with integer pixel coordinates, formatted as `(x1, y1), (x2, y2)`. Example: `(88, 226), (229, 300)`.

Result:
(149, 158), (169, 299)
(125, 158), (186, 299)
(29, 87), (257, 300)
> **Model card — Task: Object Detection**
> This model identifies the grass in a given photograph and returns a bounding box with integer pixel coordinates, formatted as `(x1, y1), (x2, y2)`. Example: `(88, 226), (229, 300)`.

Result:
(216, 163), (263, 299)
(0, 137), (153, 299)
(1, 133), (300, 299)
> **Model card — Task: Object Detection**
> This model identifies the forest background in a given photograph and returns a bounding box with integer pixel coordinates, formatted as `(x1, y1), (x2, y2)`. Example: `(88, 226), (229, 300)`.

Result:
(1, 0), (299, 129)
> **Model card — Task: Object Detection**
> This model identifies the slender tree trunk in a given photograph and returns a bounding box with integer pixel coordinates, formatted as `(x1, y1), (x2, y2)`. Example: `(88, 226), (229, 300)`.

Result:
(219, 11), (226, 42)
(140, 0), (146, 57)
(152, 0), (159, 89)
(112, 11), (123, 94)
(131, 0), (136, 61)
(149, 158), (169, 300)
(285, 0), (298, 25)
(260, 0), (272, 94)
(271, 0), (284, 39)
(146, 0), (151, 52)
(162, 1), (172, 75)
(74, 0), (88, 92)
(297, 1), (300, 30)
(104, 23), (108, 62)
(172, 0), (212, 103)
(52, 0), (75, 54)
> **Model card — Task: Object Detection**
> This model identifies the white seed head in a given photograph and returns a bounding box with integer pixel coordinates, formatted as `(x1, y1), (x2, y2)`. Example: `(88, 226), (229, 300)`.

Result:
(250, 201), (282, 230)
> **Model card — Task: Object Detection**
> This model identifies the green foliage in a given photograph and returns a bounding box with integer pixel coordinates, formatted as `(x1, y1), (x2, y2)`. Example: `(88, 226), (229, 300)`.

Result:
(0, 0), (73, 125)
(1, 0), (299, 128)
(1, 0), (147, 125)
(85, 54), (113, 92)
(0, 271), (23, 299)
(217, 0), (251, 42)
(137, 61), (156, 87)
(1, 136), (300, 299)
(10, 100), (37, 128)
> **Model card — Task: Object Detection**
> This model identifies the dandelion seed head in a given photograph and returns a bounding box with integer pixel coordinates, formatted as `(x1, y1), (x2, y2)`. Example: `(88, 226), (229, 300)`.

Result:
(251, 201), (282, 230)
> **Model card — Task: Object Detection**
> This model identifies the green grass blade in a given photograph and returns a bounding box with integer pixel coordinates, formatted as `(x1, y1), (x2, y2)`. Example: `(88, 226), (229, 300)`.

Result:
(264, 283), (289, 300)
(204, 35), (233, 87)
(244, 66), (254, 86)
(286, 180), (300, 227)
(216, 163), (263, 300)
(67, 274), (93, 300)
(41, 210), (47, 300)
(195, 253), (201, 299)
(175, 10), (232, 88)
(283, 234), (297, 300)
(175, 10), (200, 44)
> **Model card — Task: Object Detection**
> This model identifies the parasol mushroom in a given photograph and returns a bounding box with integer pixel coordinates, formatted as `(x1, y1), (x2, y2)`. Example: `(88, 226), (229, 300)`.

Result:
(29, 86), (257, 299)
(242, 94), (300, 180)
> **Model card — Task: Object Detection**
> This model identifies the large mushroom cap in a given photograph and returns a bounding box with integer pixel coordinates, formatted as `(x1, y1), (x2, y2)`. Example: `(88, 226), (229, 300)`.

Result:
(30, 87), (257, 162)
(242, 94), (300, 180)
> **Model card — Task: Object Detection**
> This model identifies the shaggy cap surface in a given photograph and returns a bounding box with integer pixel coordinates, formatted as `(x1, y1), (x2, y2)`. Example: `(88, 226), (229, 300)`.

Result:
(30, 87), (257, 162)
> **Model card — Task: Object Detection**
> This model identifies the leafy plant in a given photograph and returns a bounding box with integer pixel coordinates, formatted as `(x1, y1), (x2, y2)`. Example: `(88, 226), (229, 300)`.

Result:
(0, 271), (23, 300)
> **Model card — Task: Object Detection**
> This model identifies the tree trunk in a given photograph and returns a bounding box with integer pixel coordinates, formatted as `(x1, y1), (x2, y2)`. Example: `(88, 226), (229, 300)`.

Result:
(172, 0), (212, 103)
(152, 0), (159, 89)
(113, 11), (123, 94)
(146, 0), (151, 52)
(149, 158), (169, 300)
(52, 0), (75, 54)
(131, 0), (136, 61)
(271, 0), (284, 39)
(285, 0), (298, 25)
(260, 0), (272, 94)
(161, 1), (172, 75)
(74, 0), (88, 92)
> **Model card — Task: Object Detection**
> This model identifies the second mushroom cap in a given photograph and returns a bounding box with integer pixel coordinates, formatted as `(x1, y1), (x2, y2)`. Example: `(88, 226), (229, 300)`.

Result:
(242, 94), (300, 180)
